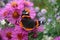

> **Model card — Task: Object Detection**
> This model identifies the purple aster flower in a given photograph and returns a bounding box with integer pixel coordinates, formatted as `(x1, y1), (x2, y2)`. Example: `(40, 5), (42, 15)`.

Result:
(11, 25), (28, 40)
(39, 16), (46, 21)
(47, 18), (52, 23)
(0, 27), (14, 40)
(35, 7), (40, 12)
(54, 36), (60, 40)
(37, 12), (42, 17)
(41, 9), (47, 14)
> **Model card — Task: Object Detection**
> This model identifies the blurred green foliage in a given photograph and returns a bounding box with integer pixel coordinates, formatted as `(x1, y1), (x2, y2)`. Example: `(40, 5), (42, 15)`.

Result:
(30, 0), (60, 40)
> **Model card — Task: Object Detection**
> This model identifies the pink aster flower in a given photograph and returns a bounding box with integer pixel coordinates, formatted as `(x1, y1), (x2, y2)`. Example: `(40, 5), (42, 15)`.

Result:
(0, 8), (22, 24)
(0, 27), (14, 40)
(0, 0), (24, 24)
(29, 7), (36, 19)
(6, 9), (22, 24)
(12, 25), (28, 40)
(5, 0), (24, 11)
(36, 25), (44, 32)
(24, 0), (34, 7)
(54, 36), (60, 40)
(0, 8), (7, 20)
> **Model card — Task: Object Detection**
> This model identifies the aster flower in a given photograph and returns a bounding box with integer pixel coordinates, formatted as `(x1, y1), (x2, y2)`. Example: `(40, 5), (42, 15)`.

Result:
(36, 25), (44, 32)
(0, 0), (24, 24)
(47, 18), (52, 23)
(0, 27), (14, 40)
(6, 9), (22, 24)
(5, 0), (24, 10)
(24, 0), (34, 7)
(0, 8), (21, 24)
(12, 25), (28, 40)
(54, 36), (60, 40)
(41, 9), (47, 15)
(4, 0), (24, 15)
(35, 7), (40, 13)
(39, 16), (46, 21)
(0, 8), (8, 20)
(37, 12), (43, 17)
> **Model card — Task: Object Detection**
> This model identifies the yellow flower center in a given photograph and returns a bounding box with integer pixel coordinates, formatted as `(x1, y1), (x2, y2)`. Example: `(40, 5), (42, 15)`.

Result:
(17, 33), (23, 40)
(11, 2), (18, 7)
(12, 11), (20, 19)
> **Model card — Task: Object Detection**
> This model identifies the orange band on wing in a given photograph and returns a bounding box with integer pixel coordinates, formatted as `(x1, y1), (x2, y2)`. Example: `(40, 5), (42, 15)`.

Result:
(36, 20), (39, 28)
(20, 21), (24, 28)
(24, 28), (33, 31)
(22, 15), (30, 18)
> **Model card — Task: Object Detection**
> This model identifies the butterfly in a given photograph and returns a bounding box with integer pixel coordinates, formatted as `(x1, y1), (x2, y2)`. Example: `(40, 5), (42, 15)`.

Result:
(20, 10), (40, 31)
